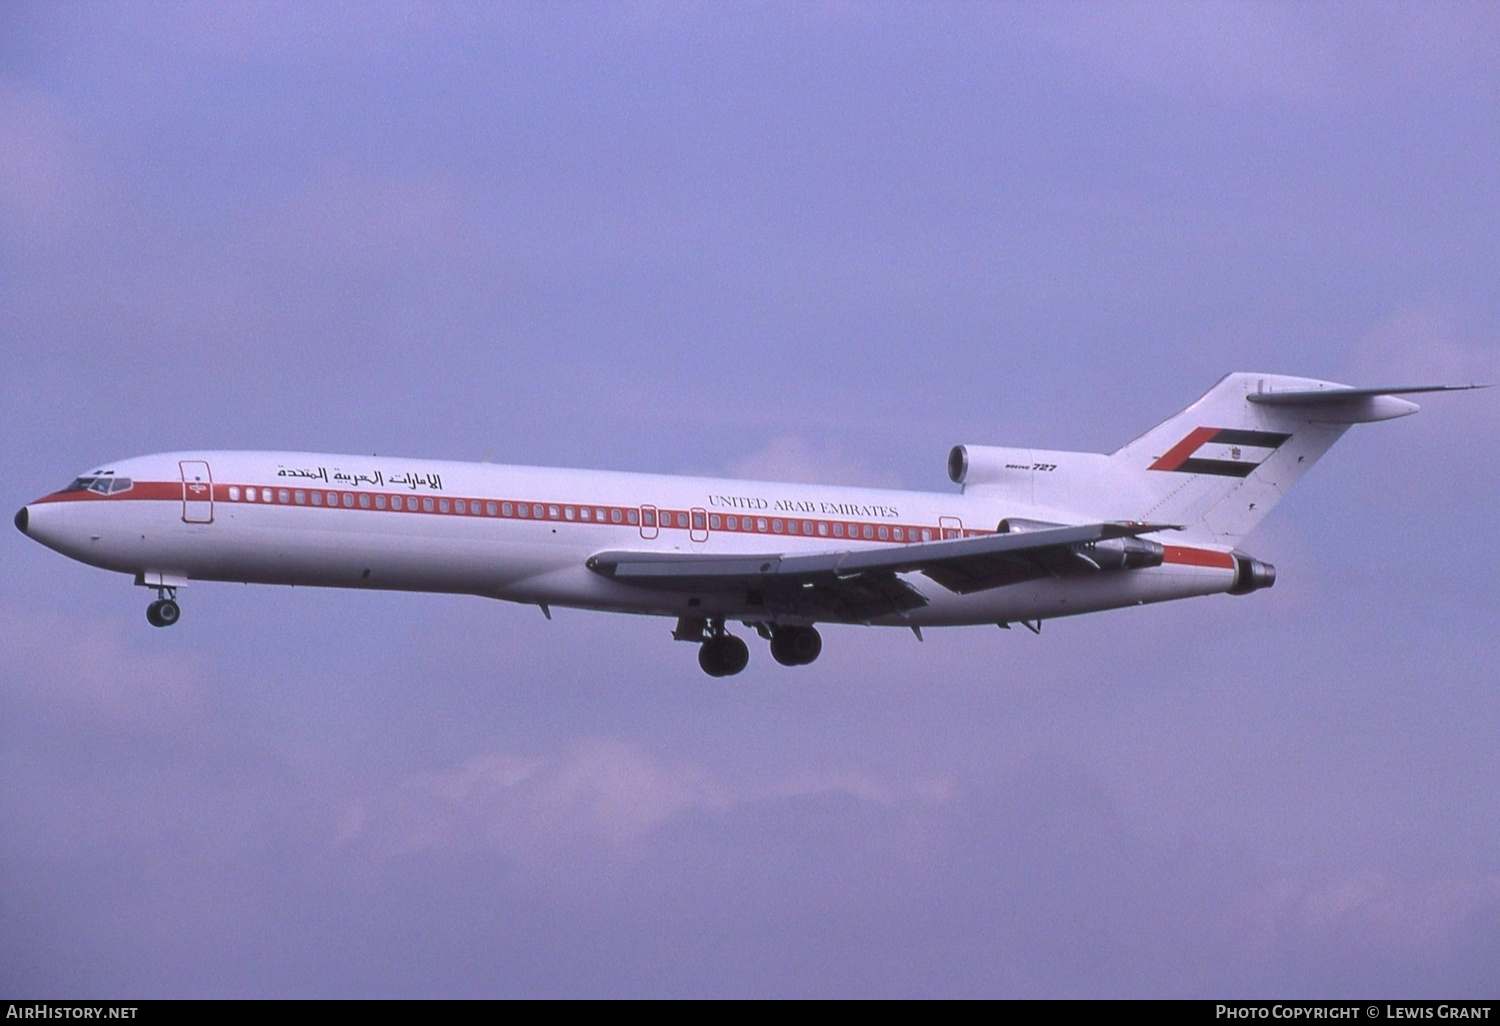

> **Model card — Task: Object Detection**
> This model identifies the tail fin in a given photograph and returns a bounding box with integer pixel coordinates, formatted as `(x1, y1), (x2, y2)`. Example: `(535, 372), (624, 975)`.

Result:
(1113, 373), (1476, 546)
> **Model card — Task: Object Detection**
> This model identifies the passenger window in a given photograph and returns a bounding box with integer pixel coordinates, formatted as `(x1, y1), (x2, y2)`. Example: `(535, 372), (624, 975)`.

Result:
(312, 492), (323, 505)
(423, 498), (435, 512)
(262, 489), (272, 502)
(676, 512), (688, 528)
(359, 494), (370, 509)
(802, 521), (812, 535)
(833, 523), (844, 537)
(893, 527), (902, 541)
(565, 507), (575, 520)
(818, 522), (828, 536)
(756, 518), (768, 532)
(922, 529), (932, 541)
(455, 500), (466, 514)
(878, 526), (888, 540)
(579, 507), (590, 520)
(643, 510), (656, 527)
(439, 499), (450, 513)
(692, 511), (706, 530)
(228, 486), (240, 500)
(863, 525), (874, 539)
(376, 495), (386, 509)
(342, 493), (353, 508)
(627, 509), (639, 525)
(611, 509), (622, 524)
(279, 489), (290, 503)
(295, 490), (306, 504)
(548, 505), (559, 519)
(487, 502), (497, 516)
(709, 514), (720, 529)
(503, 502), (514, 516)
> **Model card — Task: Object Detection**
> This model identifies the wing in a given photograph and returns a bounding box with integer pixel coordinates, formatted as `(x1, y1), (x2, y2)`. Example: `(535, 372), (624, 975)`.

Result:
(586, 522), (1177, 623)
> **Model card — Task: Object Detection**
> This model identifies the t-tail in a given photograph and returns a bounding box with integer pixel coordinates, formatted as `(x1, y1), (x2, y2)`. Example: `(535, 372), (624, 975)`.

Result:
(1111, 372), (1482, 547)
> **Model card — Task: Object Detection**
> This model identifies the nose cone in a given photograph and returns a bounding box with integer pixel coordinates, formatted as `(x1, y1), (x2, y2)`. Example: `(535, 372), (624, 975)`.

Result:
(13, 506), (27, 535)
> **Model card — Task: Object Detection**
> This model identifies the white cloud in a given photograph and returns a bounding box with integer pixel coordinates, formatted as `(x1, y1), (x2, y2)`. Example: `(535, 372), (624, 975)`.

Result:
(1344, 304), (1498, 389)
(1016, 2), (1500, 107)
(0, 81), (93, 233)
(723, 435), (900, 487)
(335, 738), (955, 862)
(0, 600), (213, 736)
(1240, 872), (1500, 965)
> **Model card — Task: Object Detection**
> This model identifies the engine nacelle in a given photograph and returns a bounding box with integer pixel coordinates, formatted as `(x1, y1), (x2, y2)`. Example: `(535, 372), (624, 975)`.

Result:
(997, 517), (1063, 534)
(1229, 552), (1277, 594)
(1075, 536), (1165, 572)
(947, 445), (1034, 487)
(997, 517), (1164, 572)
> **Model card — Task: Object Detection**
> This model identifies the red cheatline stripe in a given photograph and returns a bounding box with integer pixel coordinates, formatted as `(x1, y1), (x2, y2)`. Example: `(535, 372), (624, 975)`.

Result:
(34, 482), (181, 503)
(1162, 545), (1235, 569)
(33, 481), (957, 545)
(1148, 426), (1220, 472)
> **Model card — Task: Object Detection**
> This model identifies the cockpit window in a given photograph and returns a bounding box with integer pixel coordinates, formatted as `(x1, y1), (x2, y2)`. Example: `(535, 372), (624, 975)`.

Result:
(65, 476), (133, 495)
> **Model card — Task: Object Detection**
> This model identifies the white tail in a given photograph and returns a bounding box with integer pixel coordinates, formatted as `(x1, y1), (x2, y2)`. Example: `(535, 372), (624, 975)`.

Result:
(952, 373), (1481, 547)
(1111, 372), (1462, 545)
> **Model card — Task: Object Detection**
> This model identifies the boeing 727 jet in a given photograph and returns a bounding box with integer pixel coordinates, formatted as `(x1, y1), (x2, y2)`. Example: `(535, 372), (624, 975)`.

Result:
(14, 373), (1480, 675)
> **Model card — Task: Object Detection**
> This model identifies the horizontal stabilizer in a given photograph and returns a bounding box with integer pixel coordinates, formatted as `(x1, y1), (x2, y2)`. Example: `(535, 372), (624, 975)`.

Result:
(1246, 383), (1487, 406)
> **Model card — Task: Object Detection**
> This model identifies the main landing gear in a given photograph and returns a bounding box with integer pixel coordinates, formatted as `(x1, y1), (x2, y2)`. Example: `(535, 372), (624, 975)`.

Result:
(676, 617), (823, 677)
(146, 587), (181, 628)
(769, 625), (821, 667)
(699, 631), (750, 678)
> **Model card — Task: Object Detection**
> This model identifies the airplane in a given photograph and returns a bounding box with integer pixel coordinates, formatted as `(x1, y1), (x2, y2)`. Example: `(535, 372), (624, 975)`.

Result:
(14, 373), (1482, 676)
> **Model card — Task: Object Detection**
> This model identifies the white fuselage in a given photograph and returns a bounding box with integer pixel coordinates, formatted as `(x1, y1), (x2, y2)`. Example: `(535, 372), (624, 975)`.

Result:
(20, 450), (1238, 627)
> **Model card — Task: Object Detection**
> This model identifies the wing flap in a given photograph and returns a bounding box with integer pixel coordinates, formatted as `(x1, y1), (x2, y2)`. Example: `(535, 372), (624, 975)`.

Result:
(587, 521), (1179, 613)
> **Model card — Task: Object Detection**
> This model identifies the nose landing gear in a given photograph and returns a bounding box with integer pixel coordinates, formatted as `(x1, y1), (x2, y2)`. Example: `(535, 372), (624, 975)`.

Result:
(145, 586), (181, 628)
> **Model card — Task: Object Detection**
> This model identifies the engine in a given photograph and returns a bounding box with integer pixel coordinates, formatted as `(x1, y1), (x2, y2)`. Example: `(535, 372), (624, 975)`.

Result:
(1229, 553), (1277, 594)
(947, 445), (1032, 487)
(996, 517), (1164, 572)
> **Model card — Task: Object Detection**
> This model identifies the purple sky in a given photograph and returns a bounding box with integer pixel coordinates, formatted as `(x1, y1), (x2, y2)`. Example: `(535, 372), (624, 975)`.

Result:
(3, 2), (1498, 998)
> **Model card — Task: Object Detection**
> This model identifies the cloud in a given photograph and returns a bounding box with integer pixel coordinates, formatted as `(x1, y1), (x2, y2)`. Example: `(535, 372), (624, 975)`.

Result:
(722, 435), (901, 487)
(0, 81), (94, 233)
(247, 166), (469, 275)
(1016, 2), (1500, 107)
(334, 737), (957, 866)
(0, 600), (213, 738)
(335, 739), (724, 858)
(1344, 304), (1498, 389)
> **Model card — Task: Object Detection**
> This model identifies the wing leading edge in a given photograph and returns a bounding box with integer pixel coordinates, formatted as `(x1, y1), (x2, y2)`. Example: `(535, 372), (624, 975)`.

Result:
(586, 522), (1177, 622)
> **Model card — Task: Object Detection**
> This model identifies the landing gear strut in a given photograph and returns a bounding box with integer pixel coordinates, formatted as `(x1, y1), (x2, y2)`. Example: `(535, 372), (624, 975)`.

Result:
(145, 587), (181, 628)
(769, 625), (822, 666)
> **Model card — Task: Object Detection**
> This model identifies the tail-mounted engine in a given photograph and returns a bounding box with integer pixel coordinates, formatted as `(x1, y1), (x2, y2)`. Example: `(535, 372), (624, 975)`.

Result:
(948, 445), (1031, 487)
(996, 517), (1165, 574)
(1229, 552), (1277, 594)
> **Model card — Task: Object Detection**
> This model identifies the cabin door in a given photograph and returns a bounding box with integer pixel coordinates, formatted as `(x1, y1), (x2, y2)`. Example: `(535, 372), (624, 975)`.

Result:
(180, 460), (214, 523)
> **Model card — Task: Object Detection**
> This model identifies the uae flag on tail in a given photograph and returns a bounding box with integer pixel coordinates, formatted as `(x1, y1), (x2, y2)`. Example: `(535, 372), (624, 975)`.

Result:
(1148, 427), (1292, 478)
